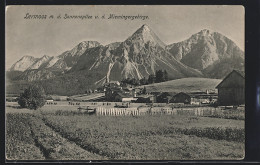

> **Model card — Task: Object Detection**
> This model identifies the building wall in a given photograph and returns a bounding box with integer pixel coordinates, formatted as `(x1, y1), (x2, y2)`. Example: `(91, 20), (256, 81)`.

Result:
(218, 87), (245, 105)
(114, 95), (122, 102)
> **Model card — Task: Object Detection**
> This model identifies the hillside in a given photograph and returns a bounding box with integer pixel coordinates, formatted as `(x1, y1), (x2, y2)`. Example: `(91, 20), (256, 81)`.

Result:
(140, 78), (222, 93)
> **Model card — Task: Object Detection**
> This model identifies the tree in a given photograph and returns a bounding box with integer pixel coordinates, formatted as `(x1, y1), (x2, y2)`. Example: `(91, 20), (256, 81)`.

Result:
(155, 70), (164, 83)
(140, 77), (148, 85)
(148, 74), (156, 84)
(17, 84), (46, 110)
(163, 70), (168, 82)
(143, 86), (147, 94)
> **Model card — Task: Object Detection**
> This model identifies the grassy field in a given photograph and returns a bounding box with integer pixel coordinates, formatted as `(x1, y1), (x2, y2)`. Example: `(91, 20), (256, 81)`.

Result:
(6, 106), (244, 160)
(140, 77), (222, 93)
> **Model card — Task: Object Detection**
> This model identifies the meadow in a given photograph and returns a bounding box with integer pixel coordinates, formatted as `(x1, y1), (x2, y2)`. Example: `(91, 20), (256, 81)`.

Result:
(140, 77), (222, 93)
(6, 105), (245, 160)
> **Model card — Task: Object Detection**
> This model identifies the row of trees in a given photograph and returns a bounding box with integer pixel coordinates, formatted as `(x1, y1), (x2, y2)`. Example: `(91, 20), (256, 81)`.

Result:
(121, 70), (169, 86)
(148, 70), (168, 84)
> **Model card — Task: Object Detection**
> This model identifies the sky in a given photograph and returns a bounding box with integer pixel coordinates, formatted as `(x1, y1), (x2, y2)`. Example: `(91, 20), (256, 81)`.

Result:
(6, 5), (244, 69)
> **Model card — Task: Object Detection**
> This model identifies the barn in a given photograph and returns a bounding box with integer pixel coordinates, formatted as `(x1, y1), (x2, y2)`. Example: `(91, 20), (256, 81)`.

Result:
(216, 70), (245, 106)
(170, 92), (191, 104)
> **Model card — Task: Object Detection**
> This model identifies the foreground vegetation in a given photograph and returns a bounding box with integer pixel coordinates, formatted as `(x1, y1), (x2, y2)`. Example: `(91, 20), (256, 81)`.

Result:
(6, 114), (44, 160)
(6, 113), (106, 160)
(41, 111), (244, 160)
(6, 108), (244, 160)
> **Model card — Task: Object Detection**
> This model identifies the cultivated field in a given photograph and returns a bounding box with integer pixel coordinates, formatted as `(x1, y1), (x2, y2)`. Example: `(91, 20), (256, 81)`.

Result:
(6, 103), (245, 160)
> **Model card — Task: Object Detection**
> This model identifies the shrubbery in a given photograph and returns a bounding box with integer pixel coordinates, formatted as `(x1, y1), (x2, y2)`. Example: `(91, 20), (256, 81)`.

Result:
(17, 85), (46, 110)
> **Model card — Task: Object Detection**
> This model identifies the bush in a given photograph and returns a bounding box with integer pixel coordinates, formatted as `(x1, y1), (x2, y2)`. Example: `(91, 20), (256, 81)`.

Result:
(17, 85), (46, 110)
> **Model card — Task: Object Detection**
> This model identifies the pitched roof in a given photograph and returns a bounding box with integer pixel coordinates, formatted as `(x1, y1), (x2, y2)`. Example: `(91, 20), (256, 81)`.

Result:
(107, 87), (121, 92)
(173, 92), (191, 97)
(110, 81), (120, 84)
(216, 70), (245, 88)
(233, 69), (245, 78)
(115, 92), (132, 98)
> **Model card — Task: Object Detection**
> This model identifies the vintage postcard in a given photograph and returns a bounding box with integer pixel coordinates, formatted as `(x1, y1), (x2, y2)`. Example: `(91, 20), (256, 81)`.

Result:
(6, 5), (245, 161)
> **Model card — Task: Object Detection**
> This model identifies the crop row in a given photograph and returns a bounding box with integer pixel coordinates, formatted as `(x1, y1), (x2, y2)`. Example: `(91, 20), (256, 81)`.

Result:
(29, 115), (106, 160)
(6, 114), (44, 160)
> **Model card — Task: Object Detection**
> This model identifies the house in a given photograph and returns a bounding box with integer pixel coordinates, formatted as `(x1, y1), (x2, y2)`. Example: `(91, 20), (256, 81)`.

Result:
(156, 92), (175, 103)
(114, 92), (137, 102)
(189, 91), (218, 104)
(104, 80), (121, 89)
(135, 97), (151, 103)
(216, 70), (245, 105)
(105, 87), (121, 101)
(135, 94), (155, 103)
(170, 92), (191, 104)
(109, 81), (121, 86)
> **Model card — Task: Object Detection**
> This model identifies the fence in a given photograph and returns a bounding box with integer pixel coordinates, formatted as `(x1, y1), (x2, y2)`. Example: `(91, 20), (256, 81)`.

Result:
(95, 106), (221, 116)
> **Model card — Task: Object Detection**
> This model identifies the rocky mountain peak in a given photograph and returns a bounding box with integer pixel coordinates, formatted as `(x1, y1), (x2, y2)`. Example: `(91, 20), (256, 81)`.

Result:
(166, 29), (244, 77)
(139, 24), (151, 33)
(127, 24), (166, 48)
(8, 25), (244, 85)
(64, 41), (101, 58)
(9, 55), (38, 71)
(21, 55), (36, 60)
(78, 41), (101, 49)
(105, 42), (121, 49)
(41, 55), (50, 59)
(199, 29), (211, 35)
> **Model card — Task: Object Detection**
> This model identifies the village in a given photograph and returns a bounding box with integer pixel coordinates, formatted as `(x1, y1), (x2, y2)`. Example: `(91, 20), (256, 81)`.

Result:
(6, 70), (245, 112)
(20, 69), (244, 116)
(79, 70), (243, 105)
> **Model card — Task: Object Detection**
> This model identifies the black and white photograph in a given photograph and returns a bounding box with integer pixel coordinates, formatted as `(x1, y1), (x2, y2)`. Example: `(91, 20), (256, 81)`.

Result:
(5, 5), (245, 160)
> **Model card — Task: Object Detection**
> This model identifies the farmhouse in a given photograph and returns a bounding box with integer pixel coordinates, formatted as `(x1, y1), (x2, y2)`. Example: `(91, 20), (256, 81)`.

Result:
(104, 82), (120, 88)
(156, 92), (175, 103)
(135, 94), (155, 103)
(114, 92), (137, 102)
(109, 81), (121, 86)
(105, 85), (139, 102)
(170, 92), (191, 104)
(216, 70), (245, 106)
(104, 87), (121, 101)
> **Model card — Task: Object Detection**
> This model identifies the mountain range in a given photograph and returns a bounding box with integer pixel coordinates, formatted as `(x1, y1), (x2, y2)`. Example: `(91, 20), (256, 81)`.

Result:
(7, 24), (244, 95)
